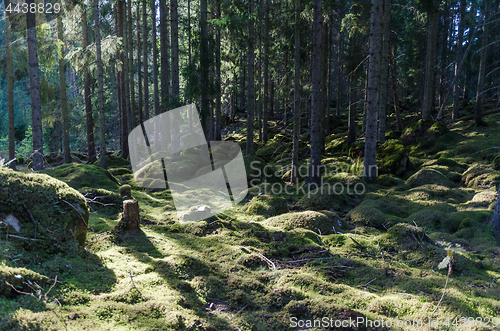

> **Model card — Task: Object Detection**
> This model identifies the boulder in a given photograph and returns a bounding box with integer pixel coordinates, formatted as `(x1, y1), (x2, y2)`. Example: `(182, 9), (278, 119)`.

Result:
(406, 168), (454, 188)
(264, 211), (339, 235)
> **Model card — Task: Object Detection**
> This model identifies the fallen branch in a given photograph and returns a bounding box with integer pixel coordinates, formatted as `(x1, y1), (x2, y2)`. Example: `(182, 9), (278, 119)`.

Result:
(358, 278), (376, 288)
(286, 257), (333, 264)
(350, 237), (365, 249)
(451, 107), (500, 123)
(8, 234), (36, 241)
(257, 252), (277, 271)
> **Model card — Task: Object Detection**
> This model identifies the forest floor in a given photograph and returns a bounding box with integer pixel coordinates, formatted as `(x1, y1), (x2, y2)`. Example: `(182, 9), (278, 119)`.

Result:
(1, 105), (500, 330)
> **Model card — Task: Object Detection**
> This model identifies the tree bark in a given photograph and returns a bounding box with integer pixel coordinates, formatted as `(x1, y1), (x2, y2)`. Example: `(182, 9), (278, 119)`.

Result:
(310, 0), (322, 187)
(137, 4), (143, 124)
(262, 0), (270, 144)
(453, 0), (466, 121)
(171, 0), (179, 106)
(421, 7), (439, 120)
(5, 0), (16, 169)
(160, 0), (170, 112)
(246, 0), (255, 155)
(128, 0), (136, 128)
(200, 0), (210, 141)
(378, 0), (390, 142)
(474, 0), (490, 125)
(215, 1), (222, 140)
(143, 0), (149, 120)
(291, 0), (301, 184)
(58, 14), (71, 163)
(82, 8), (96, 163)
(95, 0), (107, 169)
(152, 0), (159, 116)
(363, 0), (382, 181)
(26, 0), (44, 170)
(117, 0), (128, 159)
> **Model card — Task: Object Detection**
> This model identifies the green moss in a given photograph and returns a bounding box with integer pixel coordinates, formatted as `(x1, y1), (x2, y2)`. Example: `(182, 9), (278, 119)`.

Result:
(0, 168), (89, 253)
(41, 163), (120, 191)
(242, 195), (289, 218)
(405, 168), (454, 188)
(264, 211), (338, 234)
(346, 200), (388, 229)
(377, 139), (409, 176)
(407, 209), (448, 229)
(295, 186), (348, 213)
(373, 175), (409, 190)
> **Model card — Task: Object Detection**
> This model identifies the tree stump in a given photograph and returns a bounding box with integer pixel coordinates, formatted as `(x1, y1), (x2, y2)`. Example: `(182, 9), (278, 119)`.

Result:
(115, 199), (140, 231)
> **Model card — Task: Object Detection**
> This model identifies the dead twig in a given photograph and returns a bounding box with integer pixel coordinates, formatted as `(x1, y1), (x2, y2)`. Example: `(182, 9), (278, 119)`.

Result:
(350, 237), (365, 249)
(8, 234), (37, 241)
(257, 252), (277, 271)
(358, 278), (377, 288)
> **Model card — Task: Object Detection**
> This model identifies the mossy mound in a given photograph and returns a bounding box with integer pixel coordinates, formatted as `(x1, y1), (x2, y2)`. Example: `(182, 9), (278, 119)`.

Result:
(386, 223), (430, 248)
(294, 186), (348, 213)
(470, 191), (497, 207)
(346, 200), (388, 229)
(0, 266), (51, 297)
(373, 175), (409, 190)
(377, 139), (408, 176)
(41, 163), (120, 191)
(78, 187), (122, 215)
(461, 164), (500, 189)
(264, 211), (338, 234)
(255, 135), (289, 162)
(0, 168), (89, 258)
(462, 164), (490, 185)
(406, 209), (450, 230)
(242, 195), (289, 218)
(406, 168), (454, 188)
(244, 155), (283, 185)
(346, 196), (411, 229)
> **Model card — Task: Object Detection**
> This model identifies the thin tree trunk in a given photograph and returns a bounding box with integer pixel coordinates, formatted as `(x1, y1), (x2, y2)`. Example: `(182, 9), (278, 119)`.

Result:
(336, 10), (345, 118)
(137, 4), (143, 124)
(438, 0), (450, 108)
(160, 0), (170, 112)
(475, 0), (490, 125)
(188, 0), (191, 64)
(95, 0), (107, 168)
(347, 75), (357, 145)
(128, 0), (136, 128)
(171, 0), (179, 106)
(320, 21), (328, 149)
(246, 0), (255, 155)
(152, 0), (159, 116)
(310, 0), (322, 187)
(26, 0), (44, 170)
(263, 0), (270, 143)
(390, 42), (403, 131)
(291, 0), (301, 184)
(363, 0), (382, 181)
(82, 8), (96, 163)
(123, 2), (131, 139)
(200, 0), (210, 140)
(215, 1), (222, 140)
(378, 0), (390, 142)
(143, 0), (149, 120)
(58, 14), (71, 163)
(453, 0), (466, 121)
(5, 0), (16, 169)
(117, 0), (128, 158)
(421, 7), (439, 120)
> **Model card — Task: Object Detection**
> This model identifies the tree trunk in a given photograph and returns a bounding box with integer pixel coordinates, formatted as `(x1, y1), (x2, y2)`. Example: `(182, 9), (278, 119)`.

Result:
(152, 0), (159, 116)
(123, 2), (131, 140)
(291, 0), (301, 184)
(421, 7), (439, 120)
(58, 14), (71, 163)
(474, 0), (490, 125)
(246, 0), (255, 155)
(310, 0), (322, 187)
(378, 0), (390, 142)
(453, 0), (466, 121)
(320, 21), (328, 149)
(438, 0), (450, 109)
(390, 42), (403, 131)
(347, 75), (357, 145)
(128, 0), (136, 128)
(171, 0), (179, 106)
(215, 1), (222, 140)
(95, 0), (107, 169)
(82, 8), (96, 163)
(262, 0), (270, 143)
(116, 199), (140, 231)
(160, 0), (170, 112)
(363, 0), (382, 181)
(137, 4), (143, 124)
(336, 10), (345, 118)
(26, 0), (44, 170)
(5, 0), (16, 169)
(143, 0), (149, 120)
(200, 0), (210, 141)
(116, 0), (128, 159)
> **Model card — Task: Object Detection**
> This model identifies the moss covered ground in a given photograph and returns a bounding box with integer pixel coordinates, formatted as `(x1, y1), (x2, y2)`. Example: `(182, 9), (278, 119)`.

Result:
(2, 111), (500, 330)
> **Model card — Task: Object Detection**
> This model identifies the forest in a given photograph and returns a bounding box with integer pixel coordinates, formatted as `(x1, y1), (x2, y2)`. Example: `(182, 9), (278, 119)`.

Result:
(1, 0), (500, 329)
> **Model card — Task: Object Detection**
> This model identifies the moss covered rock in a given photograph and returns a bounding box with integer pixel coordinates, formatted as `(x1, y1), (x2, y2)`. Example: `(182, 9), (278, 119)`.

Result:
(0, 168), (89, 254)
(264, 211), (338, 234)
(461, 164), (500, 189)
(377, 139), (409, 176)
(386, 223), (430, 247)
(406, 168), (454, 188)
(41, 163), (120, 191)
(346, 200), (388, 229)
(471, 191), (497, 207)
(0, 266), (51, 297)
(295, 186), (348, 213)
(243, 194), (289, 218)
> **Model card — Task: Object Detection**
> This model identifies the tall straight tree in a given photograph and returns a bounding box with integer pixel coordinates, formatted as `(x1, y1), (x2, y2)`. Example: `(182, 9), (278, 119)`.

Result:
(378, 0), (390, 142)
(310, 0), (322, 187)
(160, 0), (170, 112)
(57, 14), (71, 163)
(137, 4), (143, 124)
(82, 6), (96, 163)
(474, 0), (490, 125)
(143, 0), (149, 120)
(116, 0), (128, 158)
(26, 0), (44, 170)
(453, 0), (466, 121)
(127, 0), (136, 128)
(421, 2), (439, 120)
(95, 0), (106, 169)
(200, 0), (210, 140)
(262, 0), (270, 143)
(215, 1), (222, 140)
(171, 0), (179, 105)
(246, 0), (255, 155)
(152, 0), (160, 116)
(363, 0), (382, 181)
(291, 0), (301, 184)
(5, 0), (16, 169)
